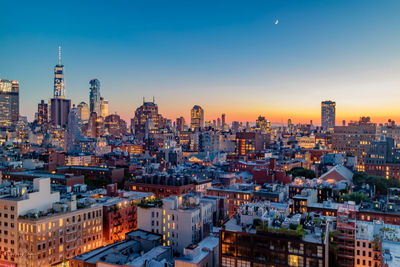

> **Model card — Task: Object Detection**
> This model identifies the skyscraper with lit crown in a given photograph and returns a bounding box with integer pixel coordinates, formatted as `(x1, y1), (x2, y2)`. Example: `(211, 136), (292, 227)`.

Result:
(190, 105), (204, 131)
(0, 79), (19, 128)
(53, 46), (65, 98)
(50, 47), (71, 127)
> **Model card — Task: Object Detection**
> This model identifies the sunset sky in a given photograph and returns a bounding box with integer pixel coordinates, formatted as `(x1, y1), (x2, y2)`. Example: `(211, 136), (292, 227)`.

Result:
(1, 0), (400, 125)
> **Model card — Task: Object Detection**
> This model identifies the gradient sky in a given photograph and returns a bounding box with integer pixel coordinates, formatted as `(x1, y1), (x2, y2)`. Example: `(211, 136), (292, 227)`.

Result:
(1, 0), (400, 125)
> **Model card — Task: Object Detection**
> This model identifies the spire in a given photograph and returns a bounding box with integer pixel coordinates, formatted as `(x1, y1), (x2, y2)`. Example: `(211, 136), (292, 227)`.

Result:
(58, 46), (62, 65)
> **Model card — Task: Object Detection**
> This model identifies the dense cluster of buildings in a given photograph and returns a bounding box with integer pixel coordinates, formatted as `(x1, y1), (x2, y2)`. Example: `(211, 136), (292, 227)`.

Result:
(2, 49), (400, 267)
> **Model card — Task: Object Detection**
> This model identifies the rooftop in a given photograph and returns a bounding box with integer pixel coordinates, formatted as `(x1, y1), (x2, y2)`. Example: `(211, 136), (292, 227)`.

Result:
(175, 236), (219, 264)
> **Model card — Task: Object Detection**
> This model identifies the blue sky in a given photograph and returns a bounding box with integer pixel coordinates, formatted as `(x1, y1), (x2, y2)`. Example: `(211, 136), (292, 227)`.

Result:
(1, 0), (400, 123)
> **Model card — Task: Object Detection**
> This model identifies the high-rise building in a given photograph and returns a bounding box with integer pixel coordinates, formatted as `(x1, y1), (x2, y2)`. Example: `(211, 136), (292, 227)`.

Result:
(235, 132), (263, 156)
(332, 117), (377, 171)
(51, 47), (71, 127)
(321, 100), (336, 130)
(190, 105), (204, 131)
(89, 79), (101, 115)
(53, 46), (65, 98)
(85, 112), (105, 139)
(176, 116), (185, 132)
(37, 100), (48, 125)
(77, 102), (90, 122)
(222, 113), (229, 132)
(104, 114), (127, 137)
(50, 98), (71, 127)
(0, 79), (19, 128)
(132, 99), (164, 139)
(66, 105), (81, 151)
(100, 97), (108, 118)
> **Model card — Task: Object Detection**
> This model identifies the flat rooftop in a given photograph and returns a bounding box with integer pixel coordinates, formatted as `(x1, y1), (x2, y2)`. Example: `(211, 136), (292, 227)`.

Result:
(175, 236), (219, 264)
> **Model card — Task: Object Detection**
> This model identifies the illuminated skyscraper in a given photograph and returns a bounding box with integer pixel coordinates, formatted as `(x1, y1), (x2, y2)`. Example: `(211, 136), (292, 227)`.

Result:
(100, 97), (108, 118)
(53, 46), (65, 98)
(50, 47), (71, 127)
(37, 100), (48, 125)
(0, 79), (19, 128)
(89, 79), (101, 115)
(190, 105), (204, 131)
(77, 102), (90, 122)
(321, 100), (336, 130)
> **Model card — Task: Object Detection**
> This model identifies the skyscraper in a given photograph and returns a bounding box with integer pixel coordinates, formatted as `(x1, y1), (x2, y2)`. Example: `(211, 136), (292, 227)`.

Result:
(37, 100), (48, 125)
(190, 105), (204, 131)
(0, 79), (19, 129)
(321, 100), (336, 130)
(100, 97), (108, 118)
(77, 102), (90, 122)
(132, 99), (164, 139)
(176, 116), (185, 132)
(89, 79), (101, 115)
(53, 46), (65, 98)
(50, 47), (71, 127)
(222, 113), (228, 131)
(65, 105), (81, 151)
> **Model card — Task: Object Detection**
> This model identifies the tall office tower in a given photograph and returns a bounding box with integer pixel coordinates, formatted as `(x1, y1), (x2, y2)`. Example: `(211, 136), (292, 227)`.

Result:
(190, 105), (204, 131)
(176, 116), (185, 132)
(321, 100), (336, 130)
(51, 47), (71, 127)
(37, 100), (48, 125)
(50, 98), (71, 127)
(77, 102), (90, 122)
(216, 117), (221, 130)
(132, 99), (164, 139)
(221, 113), (228, 131)
(100, 97), (108, 118)
(0, 79), (19, 128)
(54, 46), (65, 98)
(65, 106), (81, 151)
(89, 79), (101, 115)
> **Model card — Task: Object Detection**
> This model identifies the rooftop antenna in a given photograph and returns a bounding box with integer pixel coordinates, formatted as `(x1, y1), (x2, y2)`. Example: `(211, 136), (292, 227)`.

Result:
(58, 46), (62, 65)
(153, 96), (155, 103)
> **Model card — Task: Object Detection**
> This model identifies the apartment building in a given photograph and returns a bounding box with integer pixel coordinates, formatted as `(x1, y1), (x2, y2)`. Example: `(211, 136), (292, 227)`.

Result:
(332, 117), (377, 170)
(137, 194), (213, 254)
(355, 221), (383, 267)
(0, 177), (103, 267)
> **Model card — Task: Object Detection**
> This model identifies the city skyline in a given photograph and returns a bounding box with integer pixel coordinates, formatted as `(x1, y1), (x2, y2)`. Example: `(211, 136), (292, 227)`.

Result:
(1, 1), (400, 124)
